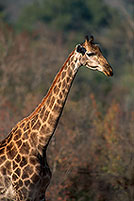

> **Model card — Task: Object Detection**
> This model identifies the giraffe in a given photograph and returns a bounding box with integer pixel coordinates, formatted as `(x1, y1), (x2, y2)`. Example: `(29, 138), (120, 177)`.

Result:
(0, 35), (113, 201)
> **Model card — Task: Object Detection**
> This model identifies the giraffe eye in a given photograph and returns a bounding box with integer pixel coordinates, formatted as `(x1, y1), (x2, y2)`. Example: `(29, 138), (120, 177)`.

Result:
(87, 53), (96, 57)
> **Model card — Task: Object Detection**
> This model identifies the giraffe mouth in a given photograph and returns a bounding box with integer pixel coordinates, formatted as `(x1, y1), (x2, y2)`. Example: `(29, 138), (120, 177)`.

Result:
(86, 63), (113, 77)
(86, 65), (98, 70)
(96, 64), (113, 77)
(103, 70), (113, 77)
(103, 64), (113, 77)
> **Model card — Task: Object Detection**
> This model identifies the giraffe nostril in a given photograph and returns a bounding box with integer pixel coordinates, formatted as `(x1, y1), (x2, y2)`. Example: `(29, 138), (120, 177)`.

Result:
(110, 71), (113, 76)
(109, 66), (113, 76)
(104, 64), (113, 77)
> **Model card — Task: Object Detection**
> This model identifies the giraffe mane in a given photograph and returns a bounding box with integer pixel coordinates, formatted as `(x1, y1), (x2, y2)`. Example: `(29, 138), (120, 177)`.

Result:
(17, 50), (75, 127)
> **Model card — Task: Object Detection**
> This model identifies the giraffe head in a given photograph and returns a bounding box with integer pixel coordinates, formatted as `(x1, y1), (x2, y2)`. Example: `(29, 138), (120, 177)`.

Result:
(75, 35), (113, 76)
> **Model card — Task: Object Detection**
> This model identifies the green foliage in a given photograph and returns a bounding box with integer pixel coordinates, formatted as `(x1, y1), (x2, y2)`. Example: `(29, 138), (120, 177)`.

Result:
(16, 0), (113, 33)
(0, 4), (6, 20)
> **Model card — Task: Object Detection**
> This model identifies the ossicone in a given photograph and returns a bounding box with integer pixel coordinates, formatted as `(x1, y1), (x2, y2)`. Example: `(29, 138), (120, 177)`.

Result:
(85, 35), (89, 42)
(89, 35), (94, 43)
(85, 35), (94, 44)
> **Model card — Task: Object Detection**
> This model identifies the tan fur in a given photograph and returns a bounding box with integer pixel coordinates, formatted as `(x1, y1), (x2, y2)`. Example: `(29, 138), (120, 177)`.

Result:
(0, 36), (113, 200)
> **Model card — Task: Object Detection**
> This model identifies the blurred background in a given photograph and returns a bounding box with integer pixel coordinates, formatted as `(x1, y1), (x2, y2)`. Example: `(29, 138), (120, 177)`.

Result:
(0, 0), (134, 200)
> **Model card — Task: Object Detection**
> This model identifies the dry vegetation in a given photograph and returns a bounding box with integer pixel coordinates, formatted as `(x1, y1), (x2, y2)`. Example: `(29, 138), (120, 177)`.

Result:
(0, 17), (134, 201)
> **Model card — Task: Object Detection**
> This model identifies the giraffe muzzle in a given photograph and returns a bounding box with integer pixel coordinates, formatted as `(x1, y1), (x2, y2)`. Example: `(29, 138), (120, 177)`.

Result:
(103, 64), (113, 77)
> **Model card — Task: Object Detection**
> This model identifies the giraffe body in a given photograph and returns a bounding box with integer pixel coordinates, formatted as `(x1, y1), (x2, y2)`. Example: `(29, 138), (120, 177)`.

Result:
(0, 126), (51, 201)
(0, 36), (113, 200)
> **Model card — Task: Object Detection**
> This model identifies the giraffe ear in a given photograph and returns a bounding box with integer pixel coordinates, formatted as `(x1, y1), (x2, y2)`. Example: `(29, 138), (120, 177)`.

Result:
(85, 35), (89, 42)
(76, 44), (86, 55)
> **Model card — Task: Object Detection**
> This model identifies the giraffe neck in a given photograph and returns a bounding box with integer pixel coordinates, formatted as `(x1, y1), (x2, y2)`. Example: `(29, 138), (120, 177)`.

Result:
(17, 49), (81, 154)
